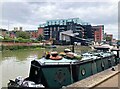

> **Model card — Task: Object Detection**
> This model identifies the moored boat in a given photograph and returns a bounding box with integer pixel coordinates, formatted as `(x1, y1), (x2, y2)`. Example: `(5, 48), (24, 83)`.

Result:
(8, 46), (120, 89)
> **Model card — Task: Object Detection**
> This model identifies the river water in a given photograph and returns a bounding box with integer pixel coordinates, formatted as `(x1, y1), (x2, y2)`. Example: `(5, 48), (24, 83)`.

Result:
(0, 46), (91, 88)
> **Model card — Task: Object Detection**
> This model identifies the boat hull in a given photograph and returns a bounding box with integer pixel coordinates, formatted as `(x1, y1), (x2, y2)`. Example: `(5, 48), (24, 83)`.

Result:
(28, 56), (120, 88)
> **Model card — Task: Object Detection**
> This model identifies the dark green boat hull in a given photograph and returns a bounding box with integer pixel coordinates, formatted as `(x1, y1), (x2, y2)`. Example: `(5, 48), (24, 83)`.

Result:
(28, 56), (120, 89)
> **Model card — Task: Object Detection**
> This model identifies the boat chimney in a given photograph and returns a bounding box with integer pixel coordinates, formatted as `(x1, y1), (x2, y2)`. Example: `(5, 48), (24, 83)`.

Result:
(72, 43), (74, 53)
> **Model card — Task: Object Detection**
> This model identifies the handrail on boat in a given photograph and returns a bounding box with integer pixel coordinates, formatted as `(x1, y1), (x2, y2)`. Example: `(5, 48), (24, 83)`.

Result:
(43, 61), (76, 65)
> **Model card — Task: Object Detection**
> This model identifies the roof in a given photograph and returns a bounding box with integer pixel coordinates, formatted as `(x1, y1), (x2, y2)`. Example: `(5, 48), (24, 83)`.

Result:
(39, 18), (90, 27)
(25, 30), (37, 32)
(0, 29), (7, 31)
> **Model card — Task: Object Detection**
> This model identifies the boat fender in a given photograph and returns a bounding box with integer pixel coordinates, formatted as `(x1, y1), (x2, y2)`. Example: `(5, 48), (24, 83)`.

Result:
(15, 76), (24, 85)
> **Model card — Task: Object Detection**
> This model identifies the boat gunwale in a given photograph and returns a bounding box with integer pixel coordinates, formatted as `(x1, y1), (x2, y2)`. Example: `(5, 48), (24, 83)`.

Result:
(31, 55), (115, 67)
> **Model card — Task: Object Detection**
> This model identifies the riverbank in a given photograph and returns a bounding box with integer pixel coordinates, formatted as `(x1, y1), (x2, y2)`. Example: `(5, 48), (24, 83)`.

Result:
(0, 42), (50, 51)
(0, 42), (91, 51)
(1, 45), (44, 51)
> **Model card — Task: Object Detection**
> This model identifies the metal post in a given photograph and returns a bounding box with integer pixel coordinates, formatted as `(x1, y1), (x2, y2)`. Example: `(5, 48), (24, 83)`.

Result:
(70, 62), (73, 83)
(72, 43), (74, 53)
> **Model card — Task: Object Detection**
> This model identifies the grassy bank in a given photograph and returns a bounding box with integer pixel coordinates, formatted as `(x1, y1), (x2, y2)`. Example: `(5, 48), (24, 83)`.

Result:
(1, 44), (91, 53)
(1, 45), (40, 51)
(1, 45), (52, 51)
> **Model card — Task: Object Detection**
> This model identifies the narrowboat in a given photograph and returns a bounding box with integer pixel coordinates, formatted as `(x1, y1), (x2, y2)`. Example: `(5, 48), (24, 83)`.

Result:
(8, 46), (120, 89)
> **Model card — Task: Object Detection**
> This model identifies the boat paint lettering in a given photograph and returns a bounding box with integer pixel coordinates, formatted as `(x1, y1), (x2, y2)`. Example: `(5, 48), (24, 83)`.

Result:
(55, 68), (65, 84)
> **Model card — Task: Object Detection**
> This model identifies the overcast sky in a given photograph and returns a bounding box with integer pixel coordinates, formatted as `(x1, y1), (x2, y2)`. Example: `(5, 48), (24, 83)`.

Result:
(0, 0), (119, 39)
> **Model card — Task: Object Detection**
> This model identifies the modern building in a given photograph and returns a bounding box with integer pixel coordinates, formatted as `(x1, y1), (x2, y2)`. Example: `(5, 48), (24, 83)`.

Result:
(38, 18), (93, 43)
(83, 25), (94, 40)
(59, 30), (89, 45)
(92, 25), (104, 42)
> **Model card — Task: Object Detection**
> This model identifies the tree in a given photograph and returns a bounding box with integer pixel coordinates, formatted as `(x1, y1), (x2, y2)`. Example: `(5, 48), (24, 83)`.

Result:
(37, 34), (43, 41)
(106, 36), (112, 41)
(16, 31), (30, 39)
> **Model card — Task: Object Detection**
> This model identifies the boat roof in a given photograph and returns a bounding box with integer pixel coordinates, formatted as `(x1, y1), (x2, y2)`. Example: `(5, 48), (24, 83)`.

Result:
(34, 51), (114, 66)
(37, 57), (79, 65)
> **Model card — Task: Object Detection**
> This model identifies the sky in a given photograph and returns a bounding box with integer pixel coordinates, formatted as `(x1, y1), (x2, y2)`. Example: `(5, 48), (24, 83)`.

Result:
(0, 0), (120, 39)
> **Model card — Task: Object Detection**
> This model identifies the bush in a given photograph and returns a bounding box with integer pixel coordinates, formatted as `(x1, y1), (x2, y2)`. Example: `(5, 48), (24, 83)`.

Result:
(3, 37), (13, 42)
(17, 38), (32, 43)
(32, 40), (39, 43)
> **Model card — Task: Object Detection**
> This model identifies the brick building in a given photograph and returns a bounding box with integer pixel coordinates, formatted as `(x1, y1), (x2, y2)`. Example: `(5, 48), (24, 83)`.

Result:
(38, 27), (44, 36)
(92, 25), (104, 42)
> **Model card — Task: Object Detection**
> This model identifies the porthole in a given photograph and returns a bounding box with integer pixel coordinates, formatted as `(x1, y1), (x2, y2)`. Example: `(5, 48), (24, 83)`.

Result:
(113, 59), (116, 62)
(35, 70), (38, 75)
(101, 62), (105, 68)
(81, 69), (86, 76)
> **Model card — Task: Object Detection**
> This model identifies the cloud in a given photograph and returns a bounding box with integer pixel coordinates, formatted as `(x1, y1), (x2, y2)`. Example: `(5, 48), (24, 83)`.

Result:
(1, 1), (119, 39)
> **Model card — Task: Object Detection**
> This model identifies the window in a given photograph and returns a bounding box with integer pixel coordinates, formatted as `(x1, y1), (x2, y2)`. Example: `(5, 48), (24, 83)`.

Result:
(81, 68), (86, 76)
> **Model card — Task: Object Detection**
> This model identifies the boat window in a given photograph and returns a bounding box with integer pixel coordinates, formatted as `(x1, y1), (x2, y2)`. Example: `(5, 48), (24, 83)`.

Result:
(35, 70), (38, 75)
(81, 68), (86, 76)
(113, 59), (116, 63)
(101, 62), (105, 69)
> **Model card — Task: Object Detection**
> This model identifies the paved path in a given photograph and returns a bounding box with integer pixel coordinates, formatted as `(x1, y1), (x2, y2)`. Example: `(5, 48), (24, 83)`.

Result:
(94, 73), (119, 88)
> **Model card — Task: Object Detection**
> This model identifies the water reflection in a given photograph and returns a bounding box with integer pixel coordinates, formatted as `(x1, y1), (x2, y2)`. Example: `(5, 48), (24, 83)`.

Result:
(2, 49), (45, 61)
(1, 48), (46, 87)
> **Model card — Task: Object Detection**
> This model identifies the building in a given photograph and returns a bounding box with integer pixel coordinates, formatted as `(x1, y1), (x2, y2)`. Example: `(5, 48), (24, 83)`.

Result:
(92, 25), (104, 42)
(26, 27), (44, 40)
(38, 27), (44, 36)
(83, 25), (94, 40)
(9, 31), (16, 38)
(26, 30), (38, 40)
(38, 18), (93, 43)
(0, 28), (9, 37)
(59, 30), (89, 45)
(14, 27), (23, 31)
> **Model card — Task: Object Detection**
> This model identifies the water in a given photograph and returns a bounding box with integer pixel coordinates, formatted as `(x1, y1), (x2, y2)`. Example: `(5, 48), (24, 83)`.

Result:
(0, 46), (91, 88)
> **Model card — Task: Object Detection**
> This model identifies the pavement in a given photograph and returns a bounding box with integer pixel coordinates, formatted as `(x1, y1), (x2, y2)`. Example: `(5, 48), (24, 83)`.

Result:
(64, 64), (120, 89)
(93, 73), (119, 88)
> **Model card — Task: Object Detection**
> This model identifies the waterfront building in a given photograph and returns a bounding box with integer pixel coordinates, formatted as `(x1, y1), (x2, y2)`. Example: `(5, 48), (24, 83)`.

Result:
(38, 18), (93, 44)
(38, 27), (44, 36)
(92, 25), (104, 42)
(26, 27), (44, 40)
(26, 30), (38, 40)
